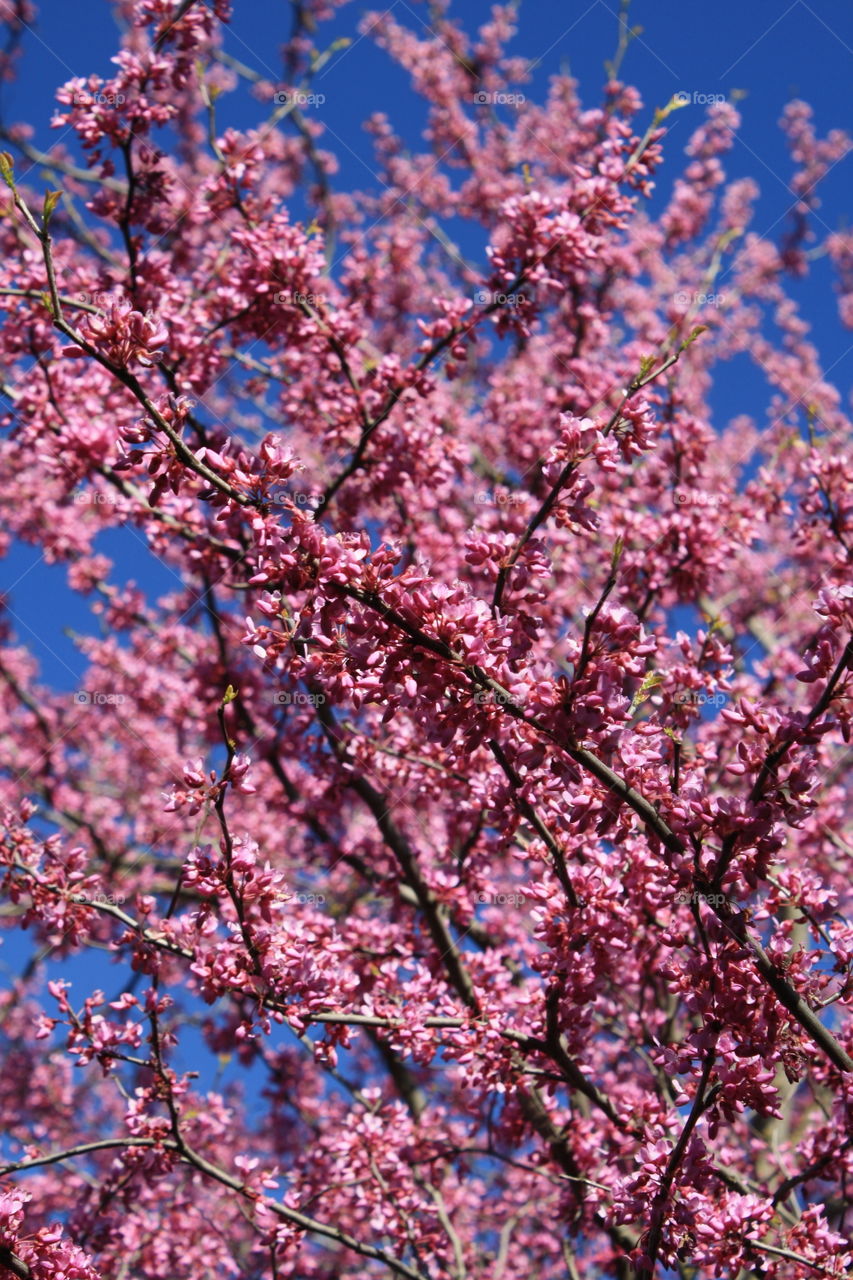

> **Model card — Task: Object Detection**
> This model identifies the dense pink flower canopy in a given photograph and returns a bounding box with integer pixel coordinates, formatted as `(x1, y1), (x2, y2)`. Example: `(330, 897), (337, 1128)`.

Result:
(0, 1), (851, 1277)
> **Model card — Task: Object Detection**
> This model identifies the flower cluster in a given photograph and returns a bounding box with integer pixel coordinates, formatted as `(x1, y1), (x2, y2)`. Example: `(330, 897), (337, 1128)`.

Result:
(0, 4), (849, 1280)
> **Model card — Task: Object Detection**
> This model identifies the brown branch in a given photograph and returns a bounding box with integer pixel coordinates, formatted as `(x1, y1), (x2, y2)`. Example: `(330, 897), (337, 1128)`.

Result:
(0, 1137), (160, 1177)
(711, 636), (853, 888)
(0, 1246), (31, 1280)
(174, 1139), (431, 1280)
(0, 1134), (430, 1280)
(636, 1048), (717, 1279)
(543, 986), (644, 1139)
(488, 738), (580, 908)
(492, 351), (679, 612)
(332, 585), (853, 1074)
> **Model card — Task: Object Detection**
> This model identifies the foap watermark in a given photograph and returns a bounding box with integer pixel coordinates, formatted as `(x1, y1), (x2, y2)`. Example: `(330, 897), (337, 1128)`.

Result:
(673, 690), (727, 708)
(674, 890), (726, 907)
(674, 291), (726, 307)
(474, 891), (527, 906)
(674, 489), (726, 507)
(475, 490), (525, 508)
(274, 291), (326, 307)
(473, 689), (515, 707)
(75, 891), (127, 906)
(270, 691), (326, 706)
(71, 90), (126, 107)
(72, 489), (120, 505)
(674, 91), (726, 106)
(73, 690), (127, 706)
(74, 290), (128, 312)
(472, 91), (525, 106)
(290, 490), (322, 509)
(273, 89), (326, 109)
(474, 288), (524, 308)
(268, 487), (322, 510)
(289, 892), (326, 906)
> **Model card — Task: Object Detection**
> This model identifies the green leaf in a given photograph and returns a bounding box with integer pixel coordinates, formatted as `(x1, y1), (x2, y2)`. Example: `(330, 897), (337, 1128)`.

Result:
(657, 94), (690, 123)
(679, 325), (707, 353)
(0, 152), (15, 190)
(43, 189), (62, 223)
(630, 670), (662, 714)
(610, 535), (624, 573)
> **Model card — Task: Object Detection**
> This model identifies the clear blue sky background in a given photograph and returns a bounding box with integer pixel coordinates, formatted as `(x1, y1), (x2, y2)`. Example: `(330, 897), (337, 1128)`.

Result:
(1, 0), (852, 692)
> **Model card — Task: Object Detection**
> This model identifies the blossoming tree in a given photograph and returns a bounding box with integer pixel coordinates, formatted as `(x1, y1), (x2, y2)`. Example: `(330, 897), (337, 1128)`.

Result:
(0, 1), (851, 1277)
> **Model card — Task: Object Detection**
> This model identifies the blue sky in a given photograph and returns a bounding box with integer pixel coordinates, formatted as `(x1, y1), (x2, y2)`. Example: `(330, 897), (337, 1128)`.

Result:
(1, 0), (851, 690)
